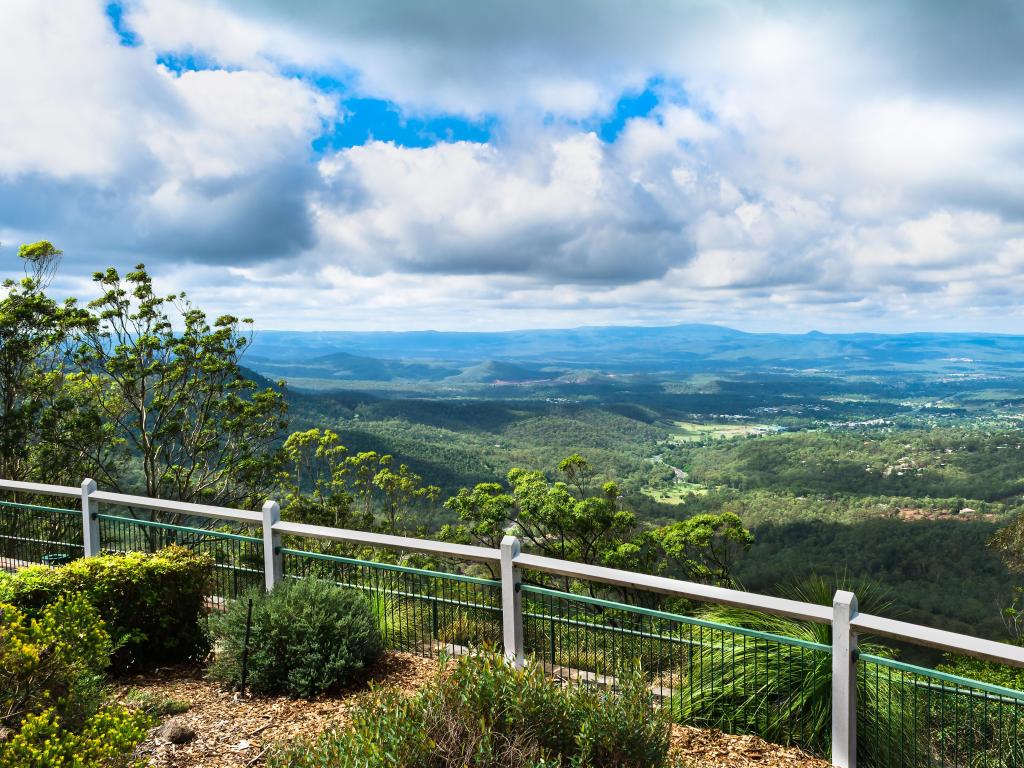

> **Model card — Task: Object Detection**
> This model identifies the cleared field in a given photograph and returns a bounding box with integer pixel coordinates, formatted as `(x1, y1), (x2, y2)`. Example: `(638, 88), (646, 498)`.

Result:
(641, 480), (709, 504)
(668, 421), (764, 443)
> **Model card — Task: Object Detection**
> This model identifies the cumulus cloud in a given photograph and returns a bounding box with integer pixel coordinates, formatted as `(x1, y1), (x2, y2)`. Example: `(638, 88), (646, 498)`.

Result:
(1, 0), (1024, 331)
(312, 132), (699, 282)
(0, 0), (334, 272)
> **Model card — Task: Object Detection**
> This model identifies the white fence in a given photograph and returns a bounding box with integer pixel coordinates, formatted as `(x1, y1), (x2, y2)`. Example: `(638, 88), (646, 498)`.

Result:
(2, 477), (1024, 768)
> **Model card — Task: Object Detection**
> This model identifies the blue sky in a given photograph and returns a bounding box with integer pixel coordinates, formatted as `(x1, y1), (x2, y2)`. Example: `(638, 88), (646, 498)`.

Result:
(2, 1), (1023, 333)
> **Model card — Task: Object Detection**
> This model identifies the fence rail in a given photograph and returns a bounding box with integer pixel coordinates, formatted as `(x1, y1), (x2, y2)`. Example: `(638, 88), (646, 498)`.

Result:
(2, 476), (1024, 768)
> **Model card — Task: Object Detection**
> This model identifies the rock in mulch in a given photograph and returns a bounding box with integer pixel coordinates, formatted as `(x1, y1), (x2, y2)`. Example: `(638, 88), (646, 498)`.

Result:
(110, 652), (439, 768)
(155, 718), (196, 745)
(670, 724), (830, 768)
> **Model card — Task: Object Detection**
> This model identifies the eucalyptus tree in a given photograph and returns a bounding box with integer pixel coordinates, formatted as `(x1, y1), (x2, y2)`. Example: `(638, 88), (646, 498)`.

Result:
(277, 428), (367, 530)
(443, 454), (753, 590)
(73, 264), (288, 514)
(0, 242), (104, 484)
(277, 427), (441, 536)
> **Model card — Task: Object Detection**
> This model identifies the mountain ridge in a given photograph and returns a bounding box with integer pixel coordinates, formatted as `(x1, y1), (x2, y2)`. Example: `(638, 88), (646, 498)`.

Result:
(244, 324), (1024, 384)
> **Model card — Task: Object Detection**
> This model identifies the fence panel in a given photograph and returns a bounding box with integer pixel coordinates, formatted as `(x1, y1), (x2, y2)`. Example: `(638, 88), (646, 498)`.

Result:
(97, 514), (264, 600)
(281, 548), (502, 656)
(0, 499), (83, 570)
(521, 583), (833, 757)
(6, 477), (1024, 768)
(858, 653), (1024, 768)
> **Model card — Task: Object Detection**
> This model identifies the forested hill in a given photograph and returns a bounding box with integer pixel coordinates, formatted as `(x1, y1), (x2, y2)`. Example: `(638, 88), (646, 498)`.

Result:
(247, 324), (1024, 382)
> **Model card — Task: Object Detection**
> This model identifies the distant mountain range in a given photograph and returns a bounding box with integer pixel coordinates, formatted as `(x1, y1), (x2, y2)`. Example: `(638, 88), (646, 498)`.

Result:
(244, 324), (1024, 385)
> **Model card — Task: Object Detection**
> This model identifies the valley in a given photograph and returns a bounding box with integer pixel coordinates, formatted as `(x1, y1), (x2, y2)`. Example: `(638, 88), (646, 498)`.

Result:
(242, 324), (1024, 650)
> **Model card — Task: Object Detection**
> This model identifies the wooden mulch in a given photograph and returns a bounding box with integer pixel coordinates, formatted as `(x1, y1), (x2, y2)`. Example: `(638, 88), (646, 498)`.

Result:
(669, 726), (830, 768)
(111, 653), (828, 768)
(109, 653), (438, 768)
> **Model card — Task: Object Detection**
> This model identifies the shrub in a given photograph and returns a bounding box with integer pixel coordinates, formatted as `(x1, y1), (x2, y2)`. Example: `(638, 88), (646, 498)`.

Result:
(208, 577), (382, 697)
(0, 596), (152, 767)
(0, 706), (151, 768)
(268, 651), (675, 768)
(1, 595), (110, 730)
(929, 653), (1024, 768)
(2, 546), (212, 670)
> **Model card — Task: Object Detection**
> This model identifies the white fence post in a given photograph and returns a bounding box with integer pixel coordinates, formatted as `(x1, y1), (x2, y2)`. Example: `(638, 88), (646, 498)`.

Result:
(81, 478), (100, 557)
(262, 500), (282, 591)
(832, 590), (859, 768)
(501, 535), (524, 667)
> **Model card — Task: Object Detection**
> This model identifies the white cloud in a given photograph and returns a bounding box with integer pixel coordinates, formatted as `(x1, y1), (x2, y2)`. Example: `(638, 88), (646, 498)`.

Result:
(312, 132), (697, 282)
(0, 0), (171, 179)
(0, 0), (337, 266)
(2, 0), (1024, 332)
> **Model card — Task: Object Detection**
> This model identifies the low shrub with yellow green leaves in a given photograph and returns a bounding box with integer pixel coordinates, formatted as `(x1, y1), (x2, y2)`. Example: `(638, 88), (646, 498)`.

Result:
(0, 595), (152, 767)
(0, 546), (212, 670)
(0, 706), (151, 768)
(1, 594), (110, 730)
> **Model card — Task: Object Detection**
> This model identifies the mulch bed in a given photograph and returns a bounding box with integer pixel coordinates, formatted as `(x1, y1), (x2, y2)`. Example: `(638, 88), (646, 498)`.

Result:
(112, 653), (828, 768)
(110, 653), (438, 768)
(669, 726), (830, 768)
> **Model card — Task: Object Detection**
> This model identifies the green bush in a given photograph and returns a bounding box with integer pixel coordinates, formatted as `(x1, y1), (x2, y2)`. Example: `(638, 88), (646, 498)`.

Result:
(938, 653), (1024, 692)
(678, 578), (918, 767)
(1, 595), (110, 730)
(1, 546), (212, 670)
(929, 653), (1024, 768)
(208, 577), (382, 697)
(0, 706), (151, 768)
(268, 651), (675, 768)
(0, 596), (152, 767)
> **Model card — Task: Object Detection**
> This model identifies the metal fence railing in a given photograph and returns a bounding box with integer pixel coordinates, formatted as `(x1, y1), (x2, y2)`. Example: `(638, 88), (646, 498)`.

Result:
(858, 654), (1024, 768)
(98, 514), (264, 600)
(281, 548), (502, 654)
(0, 498), (83, 571)
(522, 583), (833, 755)
(2, 477), (1024, 768)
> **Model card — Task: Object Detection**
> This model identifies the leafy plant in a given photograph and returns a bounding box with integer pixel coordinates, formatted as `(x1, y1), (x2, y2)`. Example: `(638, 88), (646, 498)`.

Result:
(207, 577), (382, 697)
(678, 577), (918, 766)
(268, 651), (675, 768)
(1, 594), (110, 730)
(0, 706), (151, 768)
(933, 648), (1024, 768)
(0, 595), (152, 767)
(2, 547), (212, 670)
(370, 592), (432, 652)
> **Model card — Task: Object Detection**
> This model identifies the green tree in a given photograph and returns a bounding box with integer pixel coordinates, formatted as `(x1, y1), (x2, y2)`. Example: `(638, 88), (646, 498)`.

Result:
(278, 430), (440, 536)
(73, 264), (287, 513)
(649, 512), (753, 585)
(278, 429), (371, 530)
(991, 516), (1024, 573)
(444, 455), (753, 590)
(373, 459), (440, 534)
(0, 242), (104, 483)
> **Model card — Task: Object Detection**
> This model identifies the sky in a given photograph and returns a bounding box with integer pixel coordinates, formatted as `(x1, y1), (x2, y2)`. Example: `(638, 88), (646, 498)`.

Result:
(2, 1), (1024, 333)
